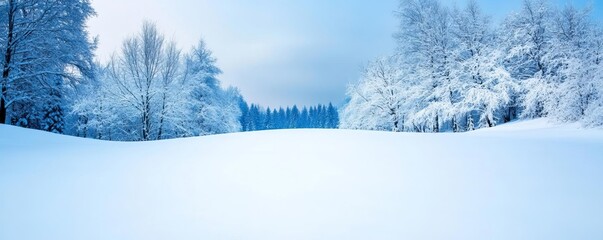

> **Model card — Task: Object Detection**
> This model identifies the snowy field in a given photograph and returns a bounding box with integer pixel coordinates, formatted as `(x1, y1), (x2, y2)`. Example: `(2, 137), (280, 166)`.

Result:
(1, 119), (602, 240)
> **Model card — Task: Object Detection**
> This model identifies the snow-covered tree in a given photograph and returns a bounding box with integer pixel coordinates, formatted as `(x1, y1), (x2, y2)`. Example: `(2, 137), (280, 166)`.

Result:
(546, 4), (598, 122)
(0, 0), (95, 128)
(343, 0), (603, 131)
(107, 22), (165, 141)
(69, 63), (123, 140)
(238, 103), (339, 131)
(185, 39), (240, 136)
(69, 22), (240, 141)
(288, 105), (300, 128)
(340, 57), (408, 131)
(499, 0), (558, 118)
(325, 103), (339, 128)
(154, 42), (186, 139)
(299, 107), (309, 128)
(394, 0), (456, 132)
(579, 25), (603, 126)
(448, 1), (519, 129)
(455, 50), (518, 129)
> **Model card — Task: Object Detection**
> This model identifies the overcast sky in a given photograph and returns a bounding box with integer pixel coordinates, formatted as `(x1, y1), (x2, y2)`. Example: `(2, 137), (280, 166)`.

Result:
(88, 0), (602, 108)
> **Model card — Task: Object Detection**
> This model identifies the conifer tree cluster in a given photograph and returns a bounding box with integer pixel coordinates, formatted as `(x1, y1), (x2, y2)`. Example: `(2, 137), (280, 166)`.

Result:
(239, 102), (339, 131)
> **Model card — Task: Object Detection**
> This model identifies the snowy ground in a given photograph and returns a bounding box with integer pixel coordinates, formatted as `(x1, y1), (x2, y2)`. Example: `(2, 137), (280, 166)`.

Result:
(1, 119), (602, 240)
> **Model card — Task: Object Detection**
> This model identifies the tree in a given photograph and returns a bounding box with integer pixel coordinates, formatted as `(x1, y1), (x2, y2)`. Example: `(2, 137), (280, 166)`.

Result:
(185, 39), (240, 136)
(449, 0), (518, 129)
(238, 99), (250, 132)
(500, 0), (555, 118)
(395, 0), (455, 132)
(0, 0), (95, 126)
(326, 103), (339, 128)
(69, 23), (239, 140)
(69, 63), (123, 140)
(156, 42), (185, 139)
(289, 105), (300, 128)
(340, 57), (408, 131)
(583, 27), (603, 126)
(456, 49), (518, 128)
(299, 107), (309, 128)
(238, 103), (339, 131)
(107, 22), (165, 141)
(264, 107), (273, 129)
(547, 4), (598, 122)
(341, 0), (603, 131)
(247, 104), (262, 131)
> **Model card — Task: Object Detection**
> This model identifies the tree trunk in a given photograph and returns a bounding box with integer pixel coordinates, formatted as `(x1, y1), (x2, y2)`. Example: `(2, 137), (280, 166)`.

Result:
(452, 116), (458, 132)
(157, 93), (167, 140)
(142, 93), (152, 141)
(433, 114), (439, 133)
(0, 83), (6, 124)
(486, 116), (493, 128)
(1, 0), (15, 124)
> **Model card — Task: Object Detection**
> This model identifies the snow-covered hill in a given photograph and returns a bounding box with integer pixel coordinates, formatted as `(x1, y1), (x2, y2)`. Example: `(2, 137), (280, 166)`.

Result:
(1, 120), (602, 240)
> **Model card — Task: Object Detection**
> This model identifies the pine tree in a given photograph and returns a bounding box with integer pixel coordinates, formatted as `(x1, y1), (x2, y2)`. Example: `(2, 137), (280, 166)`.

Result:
(264, 107), (273, 130)
(326, 103), (339, 128)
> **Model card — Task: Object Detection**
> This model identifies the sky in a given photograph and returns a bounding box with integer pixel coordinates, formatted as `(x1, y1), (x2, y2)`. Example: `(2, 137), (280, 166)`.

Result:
(88, 0), (602, 108)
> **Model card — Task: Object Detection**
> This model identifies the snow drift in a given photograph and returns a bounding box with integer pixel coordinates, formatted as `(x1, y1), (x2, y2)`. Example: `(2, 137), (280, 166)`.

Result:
(1, 119), (602, 240)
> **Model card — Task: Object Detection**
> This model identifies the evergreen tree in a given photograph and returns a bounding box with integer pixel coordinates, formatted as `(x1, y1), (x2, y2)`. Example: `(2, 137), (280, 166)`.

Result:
(239, 99), (250, 132)
(300, 107), (309, 128)
(290, 105), (300, 128)
(264, 107), (273, 130)
(326, 103), (339, 128)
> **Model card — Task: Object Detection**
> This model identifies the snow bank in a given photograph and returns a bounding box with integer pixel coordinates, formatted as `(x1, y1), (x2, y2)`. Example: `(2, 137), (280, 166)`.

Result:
(1, 120), (602, 240)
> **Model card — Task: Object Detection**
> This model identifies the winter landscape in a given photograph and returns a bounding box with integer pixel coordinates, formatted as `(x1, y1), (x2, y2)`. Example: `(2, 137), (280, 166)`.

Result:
(1, 0), (603, 239)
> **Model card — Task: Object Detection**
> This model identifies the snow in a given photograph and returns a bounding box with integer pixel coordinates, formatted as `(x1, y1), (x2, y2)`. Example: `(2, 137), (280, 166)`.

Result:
(1, 119), (603, 240)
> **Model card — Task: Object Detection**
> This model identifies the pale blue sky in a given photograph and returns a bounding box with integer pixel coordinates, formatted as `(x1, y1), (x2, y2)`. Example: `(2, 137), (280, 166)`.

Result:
(89, 0), (602, 107)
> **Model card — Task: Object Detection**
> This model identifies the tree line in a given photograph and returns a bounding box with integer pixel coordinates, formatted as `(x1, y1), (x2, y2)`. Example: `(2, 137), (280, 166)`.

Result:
(341, 0), (603, 132)
(2, 0), (601, 140)
(0, 0), (338, 140)
(239, 103), (339, 131)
